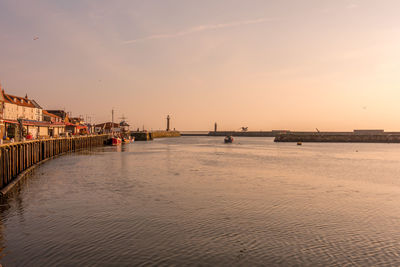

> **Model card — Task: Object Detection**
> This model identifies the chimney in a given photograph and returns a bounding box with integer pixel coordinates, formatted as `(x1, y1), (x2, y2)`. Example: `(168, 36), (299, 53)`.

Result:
(25, 94), (28, 99)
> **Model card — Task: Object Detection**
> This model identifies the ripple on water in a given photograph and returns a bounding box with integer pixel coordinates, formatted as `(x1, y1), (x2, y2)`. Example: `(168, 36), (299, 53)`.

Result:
(0, 138), (400, 266)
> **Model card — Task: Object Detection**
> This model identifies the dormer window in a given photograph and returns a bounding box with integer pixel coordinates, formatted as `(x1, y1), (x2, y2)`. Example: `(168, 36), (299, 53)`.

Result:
(14, 98), (16, 102)
(21, 99), (24, 103)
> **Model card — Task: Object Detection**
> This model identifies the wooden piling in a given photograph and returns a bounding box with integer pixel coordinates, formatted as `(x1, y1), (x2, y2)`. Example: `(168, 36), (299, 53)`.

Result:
(0, 135), (109, 193)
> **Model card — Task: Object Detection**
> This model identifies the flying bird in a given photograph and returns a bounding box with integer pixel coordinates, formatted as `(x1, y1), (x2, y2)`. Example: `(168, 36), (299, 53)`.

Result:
(33, 37), (39, 40)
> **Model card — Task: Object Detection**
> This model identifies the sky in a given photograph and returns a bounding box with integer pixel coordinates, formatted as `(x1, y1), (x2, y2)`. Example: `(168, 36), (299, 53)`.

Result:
(1, 0), (400, 131)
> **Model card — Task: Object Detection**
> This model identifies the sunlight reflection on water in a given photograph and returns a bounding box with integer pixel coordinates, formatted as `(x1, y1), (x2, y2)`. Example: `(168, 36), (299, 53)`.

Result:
(0, 137), (399, 266)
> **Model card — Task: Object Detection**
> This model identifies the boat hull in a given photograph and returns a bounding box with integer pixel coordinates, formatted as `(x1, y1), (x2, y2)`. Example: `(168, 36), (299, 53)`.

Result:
(111, 137), (122, 146)
(224, 136), (234, 143)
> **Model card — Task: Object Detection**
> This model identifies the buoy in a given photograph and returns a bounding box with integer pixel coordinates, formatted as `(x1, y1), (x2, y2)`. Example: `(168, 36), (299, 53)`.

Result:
(297, 142), (302, 146)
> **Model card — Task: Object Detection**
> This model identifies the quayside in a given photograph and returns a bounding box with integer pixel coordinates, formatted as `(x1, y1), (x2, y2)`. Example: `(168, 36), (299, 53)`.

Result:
(0, 135), (109, 195)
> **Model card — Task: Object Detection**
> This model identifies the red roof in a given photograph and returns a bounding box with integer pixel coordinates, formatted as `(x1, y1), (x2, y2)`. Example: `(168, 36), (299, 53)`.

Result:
(3, 93), (36, 108)
(43, 110), (62, 119)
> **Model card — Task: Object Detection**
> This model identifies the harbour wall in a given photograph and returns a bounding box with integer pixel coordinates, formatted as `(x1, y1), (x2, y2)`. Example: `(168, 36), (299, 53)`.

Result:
(181, 133), (209, 136)
(207, 131), (400, 138)
(0, 134), (109, 194)
(208, 131), (347, 137)
(209, 131), (276, 137)
(274, 133), (400, 143)
(151, 131), (181, 138)
(131, 132), (152, 141)
(131, 131), (181, 141)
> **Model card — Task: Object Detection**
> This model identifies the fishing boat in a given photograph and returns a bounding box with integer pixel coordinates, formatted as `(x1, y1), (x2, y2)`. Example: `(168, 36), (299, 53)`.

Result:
(122, 136), (134, 144)
(111, 137), (122, 146)
(224, 136), (234, 143)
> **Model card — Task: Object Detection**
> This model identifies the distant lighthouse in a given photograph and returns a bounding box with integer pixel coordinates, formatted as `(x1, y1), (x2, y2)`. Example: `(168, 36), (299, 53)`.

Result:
(166, 115), (170, 131)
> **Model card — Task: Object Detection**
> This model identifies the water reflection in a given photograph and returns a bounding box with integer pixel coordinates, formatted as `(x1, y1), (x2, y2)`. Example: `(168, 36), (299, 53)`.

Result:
(0, 138), (399, 266)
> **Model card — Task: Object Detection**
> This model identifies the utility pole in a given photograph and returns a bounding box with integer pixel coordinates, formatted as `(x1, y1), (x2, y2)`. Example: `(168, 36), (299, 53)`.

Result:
(214, 122), (217, 132)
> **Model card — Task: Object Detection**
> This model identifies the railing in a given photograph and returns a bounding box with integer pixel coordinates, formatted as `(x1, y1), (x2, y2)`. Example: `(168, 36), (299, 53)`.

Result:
(0, 135), (109, 191)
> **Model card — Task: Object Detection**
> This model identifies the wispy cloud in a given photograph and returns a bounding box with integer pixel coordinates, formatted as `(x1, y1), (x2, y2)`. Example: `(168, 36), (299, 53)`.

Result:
(123, 18), (277, 44)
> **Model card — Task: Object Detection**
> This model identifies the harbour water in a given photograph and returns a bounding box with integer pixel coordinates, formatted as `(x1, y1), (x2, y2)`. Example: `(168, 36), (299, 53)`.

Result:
(0, 137), (399, 266)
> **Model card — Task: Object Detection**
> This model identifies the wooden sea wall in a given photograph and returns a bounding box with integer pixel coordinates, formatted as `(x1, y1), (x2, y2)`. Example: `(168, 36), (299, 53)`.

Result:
(274, 134), (400, 143)
(0, 135), (109, 192)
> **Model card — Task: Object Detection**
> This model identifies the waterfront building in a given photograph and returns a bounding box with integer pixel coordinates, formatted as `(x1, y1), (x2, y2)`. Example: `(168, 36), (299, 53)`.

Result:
(65, 123), (88, 135)
(0, 86), (4, 139)
(46, 110), (69, 122)
(43, 110), (63, 123)
(65, 116), (88, 135)
(0, 89), (68, 140)
(69, 116), (85, 125)
(2, 90), (44, 139)
(2, 91), (42, 121)
(95, 122), (120, 134)
(42, 110), (66, 137)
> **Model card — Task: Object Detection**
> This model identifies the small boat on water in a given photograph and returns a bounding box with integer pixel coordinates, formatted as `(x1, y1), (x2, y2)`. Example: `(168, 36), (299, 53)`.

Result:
(224, 136), (234, 143)
(122, 136), (134, 144)
(111, 137), (122, 146)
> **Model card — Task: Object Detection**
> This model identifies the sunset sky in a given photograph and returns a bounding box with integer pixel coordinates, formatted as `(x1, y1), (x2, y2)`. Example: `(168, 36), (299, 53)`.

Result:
(1, 0), (399, 131)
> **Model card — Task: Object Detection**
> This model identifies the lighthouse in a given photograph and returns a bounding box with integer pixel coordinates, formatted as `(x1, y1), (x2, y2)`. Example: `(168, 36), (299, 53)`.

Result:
(166, 115), (170, 131)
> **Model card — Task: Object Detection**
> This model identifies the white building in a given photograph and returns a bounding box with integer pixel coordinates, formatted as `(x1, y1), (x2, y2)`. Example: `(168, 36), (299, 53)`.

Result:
(2, 92), (42, 121)
(2, 90), (47, 140)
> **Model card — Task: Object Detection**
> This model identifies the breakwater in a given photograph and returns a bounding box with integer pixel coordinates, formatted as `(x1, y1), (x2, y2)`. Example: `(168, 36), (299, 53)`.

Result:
(274, 133), (400, 143)
(131, 131), (181, 141)
(207, 131), (382, 137)
(208, 131), (276, 137)
(151, 131), (181, 138)
(0, 135), (109, 194)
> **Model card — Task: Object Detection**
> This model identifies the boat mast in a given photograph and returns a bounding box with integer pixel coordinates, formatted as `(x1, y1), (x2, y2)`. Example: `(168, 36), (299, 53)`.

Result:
(112, 108), (114, 135)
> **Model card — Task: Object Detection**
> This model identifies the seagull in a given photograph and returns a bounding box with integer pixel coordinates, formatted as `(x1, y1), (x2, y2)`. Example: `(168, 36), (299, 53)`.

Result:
(33, 37), (39, 40)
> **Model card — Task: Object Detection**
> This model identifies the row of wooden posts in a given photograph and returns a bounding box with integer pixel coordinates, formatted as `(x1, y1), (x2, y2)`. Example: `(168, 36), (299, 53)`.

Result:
(0, 135), (109, 191)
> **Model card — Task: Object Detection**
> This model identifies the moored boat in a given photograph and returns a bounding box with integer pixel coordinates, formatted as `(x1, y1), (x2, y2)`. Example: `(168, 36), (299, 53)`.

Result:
(111, 137), (122, 146)
(224, 136), (234, 143)
(122, 136), (134, 144)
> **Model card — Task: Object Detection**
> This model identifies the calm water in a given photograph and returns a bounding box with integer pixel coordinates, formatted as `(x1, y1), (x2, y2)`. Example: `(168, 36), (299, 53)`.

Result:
(0, 137), (400, 266)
